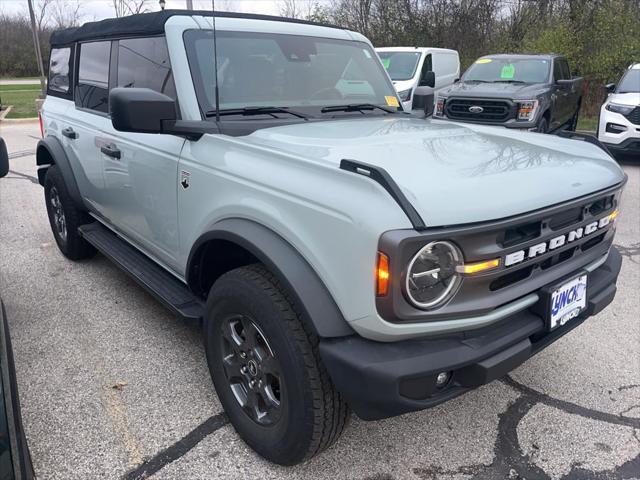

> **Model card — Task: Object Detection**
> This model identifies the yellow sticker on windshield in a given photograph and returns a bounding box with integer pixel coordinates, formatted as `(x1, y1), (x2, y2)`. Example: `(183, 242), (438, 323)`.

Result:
(475, 58), (492, 64)
(385, 96), (400, 107)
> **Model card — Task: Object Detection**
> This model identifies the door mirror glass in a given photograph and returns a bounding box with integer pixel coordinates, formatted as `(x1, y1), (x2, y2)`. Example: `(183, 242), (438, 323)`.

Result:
(605, 83), (616, 93)
(419, 70), (435, 88)
(0, 138), (8, 178)
(109, 87), (177, 134)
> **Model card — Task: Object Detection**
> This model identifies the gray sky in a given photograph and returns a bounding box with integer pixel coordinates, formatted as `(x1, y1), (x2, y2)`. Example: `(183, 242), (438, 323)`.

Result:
(0, 0), (297, 23)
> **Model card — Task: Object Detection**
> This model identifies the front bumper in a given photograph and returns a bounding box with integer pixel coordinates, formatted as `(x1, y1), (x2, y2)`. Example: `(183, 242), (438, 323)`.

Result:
(320, 247), (622, 421)
(603, 138), (640, 156)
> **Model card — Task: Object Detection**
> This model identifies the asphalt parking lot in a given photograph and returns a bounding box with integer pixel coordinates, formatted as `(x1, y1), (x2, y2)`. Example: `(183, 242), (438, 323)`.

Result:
(0, 121), (638, 480)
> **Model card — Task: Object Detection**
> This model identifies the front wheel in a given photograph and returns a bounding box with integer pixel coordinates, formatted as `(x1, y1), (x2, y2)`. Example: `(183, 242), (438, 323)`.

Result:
(204, 264), (349, 465)
(536, 116), (549, 134)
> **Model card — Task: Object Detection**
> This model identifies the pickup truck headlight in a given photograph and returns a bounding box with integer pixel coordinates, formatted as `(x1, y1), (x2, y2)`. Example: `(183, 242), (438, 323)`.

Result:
(606, 103), (634, 115)
(435, 97), (446, 117)
(516, 100), (539, 121)
(406, 241), (462, 309)
(397, 89), (412, 102)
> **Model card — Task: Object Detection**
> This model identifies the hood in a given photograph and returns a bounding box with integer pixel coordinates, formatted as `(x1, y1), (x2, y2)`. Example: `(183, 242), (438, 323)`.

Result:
(440, 81), (548, 99)
(243, 117), (624, 227)
(608, 92), (640, 107)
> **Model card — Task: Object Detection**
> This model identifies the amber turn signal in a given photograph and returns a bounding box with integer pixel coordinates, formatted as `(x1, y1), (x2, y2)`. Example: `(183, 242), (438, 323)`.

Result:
(376, 252), (390, 296)
(456, 258), (500, 274)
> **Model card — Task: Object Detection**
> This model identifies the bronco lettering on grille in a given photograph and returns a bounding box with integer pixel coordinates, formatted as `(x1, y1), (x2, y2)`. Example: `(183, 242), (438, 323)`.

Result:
(504, 215), (612, 267)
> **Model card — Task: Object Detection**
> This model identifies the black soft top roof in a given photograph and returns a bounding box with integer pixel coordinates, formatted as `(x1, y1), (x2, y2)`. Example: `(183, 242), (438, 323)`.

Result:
(50, 9), (342, 46)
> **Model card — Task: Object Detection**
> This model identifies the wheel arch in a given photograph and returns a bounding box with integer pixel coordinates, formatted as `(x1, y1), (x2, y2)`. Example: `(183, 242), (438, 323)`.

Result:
(36, 136), (86, 211)
(187, 218), (354, 338)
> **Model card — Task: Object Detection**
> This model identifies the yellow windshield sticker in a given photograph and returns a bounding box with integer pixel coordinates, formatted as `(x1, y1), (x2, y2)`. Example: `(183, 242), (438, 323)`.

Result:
(475, 58), (492, 64)
(385, 96), (400, 107)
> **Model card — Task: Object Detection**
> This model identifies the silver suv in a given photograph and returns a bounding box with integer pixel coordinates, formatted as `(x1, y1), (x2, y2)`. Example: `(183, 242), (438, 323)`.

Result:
(38, 10), (626, 465)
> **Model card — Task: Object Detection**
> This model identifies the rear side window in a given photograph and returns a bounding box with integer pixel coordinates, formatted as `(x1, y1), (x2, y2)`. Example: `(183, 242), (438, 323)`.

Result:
(77, 41), (111, 113)
(116, 37), (176, 99)
(48, 47), (72, 95)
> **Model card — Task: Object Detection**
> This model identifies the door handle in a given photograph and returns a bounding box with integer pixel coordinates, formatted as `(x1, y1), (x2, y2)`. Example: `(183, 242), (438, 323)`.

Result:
(100, 144), (121, 160)
(62, 127), (78, 140)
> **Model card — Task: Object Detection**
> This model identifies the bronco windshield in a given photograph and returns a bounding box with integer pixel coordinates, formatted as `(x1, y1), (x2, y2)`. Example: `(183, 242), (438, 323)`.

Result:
(184, 30), (400, 116)
(377, 51), (422, 81)
(463, 57), (550, 83)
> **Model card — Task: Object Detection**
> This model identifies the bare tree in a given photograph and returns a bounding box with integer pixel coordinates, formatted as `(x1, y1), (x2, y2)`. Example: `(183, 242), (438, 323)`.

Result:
(112, 0), (151, 17)
(50, 0), (83, 28)
(279, 0), (317, 19)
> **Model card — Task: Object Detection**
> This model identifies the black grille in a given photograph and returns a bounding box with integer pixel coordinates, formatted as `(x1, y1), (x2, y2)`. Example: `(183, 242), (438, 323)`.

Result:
(445, 98), (513, 122)
(624, 106), (640, 125)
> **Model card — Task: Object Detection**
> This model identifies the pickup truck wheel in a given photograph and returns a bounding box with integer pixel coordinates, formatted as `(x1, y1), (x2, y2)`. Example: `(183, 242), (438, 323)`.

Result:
(566, 110), (579, 132)
(204, 264), (350, 465)
(44, 165), (95, 260)
(536, 117), (548, 133)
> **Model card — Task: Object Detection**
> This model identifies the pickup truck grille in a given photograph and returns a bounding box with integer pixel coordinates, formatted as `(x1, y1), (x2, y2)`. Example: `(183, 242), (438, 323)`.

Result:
(445, 98), (512, 122)
(624, 106), (640, 125)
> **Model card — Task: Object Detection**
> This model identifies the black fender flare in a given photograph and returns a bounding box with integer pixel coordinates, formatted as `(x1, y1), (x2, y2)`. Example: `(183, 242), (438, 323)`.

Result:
(187, 218), (354, 338)
(36, 136), (86, 210)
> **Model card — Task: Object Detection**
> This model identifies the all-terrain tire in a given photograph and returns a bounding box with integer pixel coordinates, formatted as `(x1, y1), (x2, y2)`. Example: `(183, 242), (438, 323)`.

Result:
(536, 116), (549, 133)
(204, 264), (350, 465)
(44, 165), (95, 260)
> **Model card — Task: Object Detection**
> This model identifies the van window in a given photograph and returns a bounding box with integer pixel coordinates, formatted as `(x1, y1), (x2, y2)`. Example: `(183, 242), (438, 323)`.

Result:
(377, 51), (422, 81)
(77, 41), (111, 113)
(117, 37), (176, 99)
(48, 47), (71, 94)
(421, 53), (432, 77)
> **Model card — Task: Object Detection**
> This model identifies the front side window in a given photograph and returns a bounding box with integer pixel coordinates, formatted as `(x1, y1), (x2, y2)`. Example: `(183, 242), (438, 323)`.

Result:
(77, 41), (111, 113)
(48, 47), (71, 94)
(464, 57), (550, 84)
(185, 30), (399, 116)
(117, 37), (176, 99)
(378, 51), (422, 81)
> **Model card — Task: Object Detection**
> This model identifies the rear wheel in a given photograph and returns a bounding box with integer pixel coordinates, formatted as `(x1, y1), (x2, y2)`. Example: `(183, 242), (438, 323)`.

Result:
(204, 264), (349, 465)
(44, 165), (95, 260)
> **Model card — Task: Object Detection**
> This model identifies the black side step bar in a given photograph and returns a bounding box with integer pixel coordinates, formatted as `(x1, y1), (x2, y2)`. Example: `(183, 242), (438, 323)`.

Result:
(557, 130), (612, 156)
(78, 223), (203, 321)
(340, 159), (426, 230)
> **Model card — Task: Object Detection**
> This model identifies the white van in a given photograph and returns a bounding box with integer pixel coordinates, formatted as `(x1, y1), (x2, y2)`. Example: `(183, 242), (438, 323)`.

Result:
(376, 47), (460, 113)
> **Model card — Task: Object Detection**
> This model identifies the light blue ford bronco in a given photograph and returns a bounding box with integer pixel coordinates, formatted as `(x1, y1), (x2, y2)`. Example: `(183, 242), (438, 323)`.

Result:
(38, 10), (626, 465)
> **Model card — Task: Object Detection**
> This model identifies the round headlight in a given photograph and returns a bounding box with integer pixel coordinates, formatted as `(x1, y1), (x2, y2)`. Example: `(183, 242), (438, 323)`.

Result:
(405, 241), (462, 309)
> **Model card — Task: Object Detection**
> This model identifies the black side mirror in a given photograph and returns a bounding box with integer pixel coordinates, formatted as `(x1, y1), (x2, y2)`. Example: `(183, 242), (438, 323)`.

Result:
(454, 78), (460, 83)
(110, 87), (177, 134)
(419, 70), (436, 88)
(605, 83), (616, 93)
(0, 138), (8, 178)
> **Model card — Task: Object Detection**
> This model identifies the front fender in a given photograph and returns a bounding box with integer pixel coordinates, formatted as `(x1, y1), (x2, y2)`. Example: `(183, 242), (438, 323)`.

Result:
(36, 136), (86, 210)
(187, 218), (354, 338)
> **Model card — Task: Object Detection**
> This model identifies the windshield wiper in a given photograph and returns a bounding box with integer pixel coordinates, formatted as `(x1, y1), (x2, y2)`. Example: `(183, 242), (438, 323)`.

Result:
(320, 103), (397, 114)
(206, 106), (309, 120)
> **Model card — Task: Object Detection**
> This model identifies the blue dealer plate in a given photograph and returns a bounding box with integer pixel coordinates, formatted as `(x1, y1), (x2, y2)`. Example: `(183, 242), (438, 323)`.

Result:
(549, 274), (587, 330)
